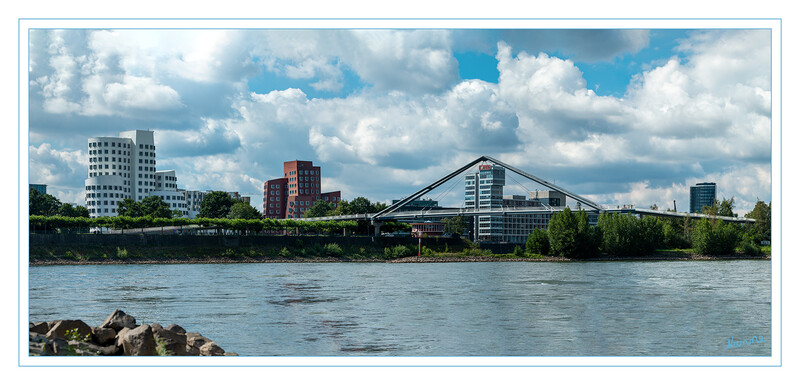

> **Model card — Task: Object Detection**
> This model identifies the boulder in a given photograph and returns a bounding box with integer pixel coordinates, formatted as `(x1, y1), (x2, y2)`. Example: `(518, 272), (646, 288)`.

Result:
(185, 332), (212, 349)
(199, 341), (225, 356)
(50, 337), (71, 355)
(100, 310), (137, 332)
(115, 327), (132, 348)
(45, 320), (92, 341)
(92, 326), (117, 346)
(29, 321), (49, 334)
(121, 325), (157, 356)
(151, 324), (188, 356)
(165, 324), (186, 334)
(68, 340), (119, 356)
(185, 344), (201, 356)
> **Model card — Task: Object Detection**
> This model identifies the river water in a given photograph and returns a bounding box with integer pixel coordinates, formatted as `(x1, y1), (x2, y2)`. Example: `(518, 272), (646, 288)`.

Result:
(28, 260), (771, 356)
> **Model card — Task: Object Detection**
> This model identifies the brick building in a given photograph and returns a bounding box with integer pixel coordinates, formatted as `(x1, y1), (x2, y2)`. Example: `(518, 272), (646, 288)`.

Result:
(263, 160), (341, 219)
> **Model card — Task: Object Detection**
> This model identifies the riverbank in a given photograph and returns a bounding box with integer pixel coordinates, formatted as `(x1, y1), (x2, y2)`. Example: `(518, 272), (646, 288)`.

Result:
(29, 250), (769, 265)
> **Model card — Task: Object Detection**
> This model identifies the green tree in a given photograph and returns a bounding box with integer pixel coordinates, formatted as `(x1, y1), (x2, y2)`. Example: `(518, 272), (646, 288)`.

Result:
(744, 199), (771, 243)
(139, 196), (173, 218)
(692, 218), (739, 255)
(304, 200), (334, 218)
(117, 198), (143, 217)
(548, 207), (598, 258)
(348, 197), (375, 214)
(597, 213), (662, 256)
(702, 197), (736, 217)
(198, 191), (237, 218)
(29, 188), (61, 216)
(57, 203), (90, 218)
(228, 202), (262, 219)
(525, 228), (550, 255)
(442, 216), (467, 237)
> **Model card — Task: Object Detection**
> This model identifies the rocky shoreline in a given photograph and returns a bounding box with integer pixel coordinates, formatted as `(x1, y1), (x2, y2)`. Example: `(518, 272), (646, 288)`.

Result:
(29, 309), (236, 356)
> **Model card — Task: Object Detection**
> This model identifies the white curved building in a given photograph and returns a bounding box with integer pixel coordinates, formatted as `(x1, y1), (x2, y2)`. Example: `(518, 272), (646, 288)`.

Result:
(85, 130), (182, 218)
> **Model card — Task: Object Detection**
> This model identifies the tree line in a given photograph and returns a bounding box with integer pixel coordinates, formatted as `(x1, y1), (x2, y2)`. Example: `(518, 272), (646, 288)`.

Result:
(526, 199), (771, 258)
(29, 215), (359, 235)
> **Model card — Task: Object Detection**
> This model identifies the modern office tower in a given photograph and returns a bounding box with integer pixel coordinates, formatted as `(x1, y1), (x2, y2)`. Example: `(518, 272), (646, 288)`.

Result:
(528, 190), (566, 207)
(465, 164), (506, 242)
(30, 184), (47, 194)
(690, 182), (717, 213)
(263, 160), (341, 219)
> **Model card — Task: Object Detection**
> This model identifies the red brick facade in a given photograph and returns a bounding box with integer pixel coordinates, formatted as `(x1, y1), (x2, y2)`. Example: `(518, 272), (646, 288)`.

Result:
(263, 160), (341, 219)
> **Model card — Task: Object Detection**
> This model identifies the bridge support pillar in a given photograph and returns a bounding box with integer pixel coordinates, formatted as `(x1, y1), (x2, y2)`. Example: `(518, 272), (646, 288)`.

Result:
(372, 221), (383, 237)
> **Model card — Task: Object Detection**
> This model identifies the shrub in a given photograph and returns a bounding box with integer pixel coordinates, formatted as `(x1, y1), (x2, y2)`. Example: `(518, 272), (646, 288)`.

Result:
(64, 251), (74, 259)
(692, 219), (739, 255)
(221, 248), (237, 258)
(116, 247), (128, 259)
(597, 213), (662, 256)
(421, 246), (434, 257)
(548, 208), (599, 258)
(384, 247), (392, 259)
(279, 247), (292, 258)
(392, 244), (414, 258)
(739, 239), (762, 256)
(323, 243), (343, 257)
(513, 245), (525, 257)
(525, 228), (550, 255)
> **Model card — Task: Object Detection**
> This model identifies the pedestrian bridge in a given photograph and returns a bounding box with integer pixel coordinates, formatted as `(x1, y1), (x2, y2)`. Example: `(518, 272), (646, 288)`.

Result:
(294, 155), (754, 226)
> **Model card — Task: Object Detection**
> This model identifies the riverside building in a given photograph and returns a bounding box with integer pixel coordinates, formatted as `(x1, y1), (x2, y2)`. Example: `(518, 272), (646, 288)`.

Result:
(85, 130), (190, 218)
(263, 160), (341, 219)
(690, 182), (717, 213)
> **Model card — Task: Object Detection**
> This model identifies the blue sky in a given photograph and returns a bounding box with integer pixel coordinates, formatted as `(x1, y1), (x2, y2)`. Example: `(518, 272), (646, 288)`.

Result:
(27, 27), (772, 215)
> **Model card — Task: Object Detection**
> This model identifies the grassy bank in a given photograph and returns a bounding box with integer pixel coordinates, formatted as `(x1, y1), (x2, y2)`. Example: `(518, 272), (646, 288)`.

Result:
(28, 242), (769, 265)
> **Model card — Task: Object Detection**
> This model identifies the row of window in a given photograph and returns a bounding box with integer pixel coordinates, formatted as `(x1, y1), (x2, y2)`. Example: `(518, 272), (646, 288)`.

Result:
(89, 149), (129, 156)
(89, 141), (131, 148)
(90, 164), (130, 170)
(288, 169), (318, 176)
(90, 157), (130, 163)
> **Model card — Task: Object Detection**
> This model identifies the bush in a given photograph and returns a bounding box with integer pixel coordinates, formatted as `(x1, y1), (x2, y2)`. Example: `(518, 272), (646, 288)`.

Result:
(392, 244), (414, 258)
(548, 208), (600, 258)
(279, 247), (292, 258)
(692, 219), (739, 255)
(525, 228), (550, 255)
(513, 245), (525, 257)
(596, 213), (662, 256)
(116, 247), (128, 259)
(323, 243), (343, 257)
(739, 239), (762, 256)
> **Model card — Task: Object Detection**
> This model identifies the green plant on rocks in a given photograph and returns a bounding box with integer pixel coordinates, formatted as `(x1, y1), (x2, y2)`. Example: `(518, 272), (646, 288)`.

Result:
(323, 243), (343, 257)
(116, 247), (128, 259)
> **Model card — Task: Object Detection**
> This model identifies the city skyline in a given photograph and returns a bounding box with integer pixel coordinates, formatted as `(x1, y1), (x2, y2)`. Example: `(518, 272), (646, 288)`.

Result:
(27, 26), (772, 216)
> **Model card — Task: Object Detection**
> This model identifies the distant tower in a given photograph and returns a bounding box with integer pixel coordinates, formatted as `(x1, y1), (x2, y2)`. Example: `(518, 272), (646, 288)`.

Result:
(465, 164), (505, 242)
(690, 182), (717, 213)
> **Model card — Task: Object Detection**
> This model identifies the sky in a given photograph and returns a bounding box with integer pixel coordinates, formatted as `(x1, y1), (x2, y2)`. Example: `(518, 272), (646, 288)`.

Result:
(26, 27), (773, 216)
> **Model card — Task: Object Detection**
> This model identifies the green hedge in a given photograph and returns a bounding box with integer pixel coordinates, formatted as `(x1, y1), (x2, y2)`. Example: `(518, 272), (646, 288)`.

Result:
(29, 215), (359, 234)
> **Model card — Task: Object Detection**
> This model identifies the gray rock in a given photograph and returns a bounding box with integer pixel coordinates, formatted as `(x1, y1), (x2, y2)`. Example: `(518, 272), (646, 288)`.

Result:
(152, 324), (188, 356)
(121, 325), (157, 356)
(100, 310), (137, 332)
(68, 340), (119, 356)
(115, 327), (132, 348)
(165, 324), (186, 334)
(223, 352), (239, 356)
(185, 332), (212, 349)
(199, 341), (225, 356)
(50, 337), (71, 355)
(45, 320), (92, 341)
(92, 326), (117, 346)
(185, 344), (200, 356)
(30, 321), (49, 334)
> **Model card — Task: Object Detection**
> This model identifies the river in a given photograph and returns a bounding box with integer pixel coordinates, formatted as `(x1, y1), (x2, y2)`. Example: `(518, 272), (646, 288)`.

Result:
(28, 260), (771, 356)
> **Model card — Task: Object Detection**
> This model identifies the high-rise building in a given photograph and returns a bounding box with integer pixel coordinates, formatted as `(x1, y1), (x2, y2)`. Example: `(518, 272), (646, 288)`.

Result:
(465, 164), (506, 242)
(85, 130), (189, 218)
(30, 184), (47, 194)
(690, 182), (717, 213)
(263, 160), (341, 219)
